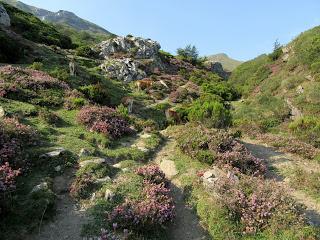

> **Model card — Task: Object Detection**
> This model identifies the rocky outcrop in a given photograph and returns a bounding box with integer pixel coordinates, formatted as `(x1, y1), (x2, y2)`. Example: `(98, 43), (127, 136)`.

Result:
(101, 58), (147, 83)
(0, 4), (11, 27)
(209, 62), (231, 80)
(99, 35), (161, 59)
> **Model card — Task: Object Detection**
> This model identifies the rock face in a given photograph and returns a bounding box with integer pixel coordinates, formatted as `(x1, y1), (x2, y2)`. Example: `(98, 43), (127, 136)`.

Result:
(210, 62), (231, 80)
(0, 4), (11, 27)
(99, 36), (161, 59)
(99, 36), (165, 82)
(101, 58), (147, 83)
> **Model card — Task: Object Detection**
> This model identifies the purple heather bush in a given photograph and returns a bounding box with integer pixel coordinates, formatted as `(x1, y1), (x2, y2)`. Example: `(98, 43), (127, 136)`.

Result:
(77, 106), (133, 139)
(108, 165), (174, 233)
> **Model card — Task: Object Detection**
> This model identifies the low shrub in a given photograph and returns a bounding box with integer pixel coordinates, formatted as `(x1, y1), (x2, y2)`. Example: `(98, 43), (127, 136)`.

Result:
(176, 124), (266, 175)
(76, 45), (97, 58)
(77, 106), (133, 139)
(0, 66), (69, 106)
(215, 176), (304, 234)
(38, 108), (61, 126)
(79, 83), (110, 105)
(63, 90), (88, 110)
(70, 174), (95, 199)
(0, 30), (25, 63)
(201, 82), (240, 101)
(29, 62), (44, 71)
(135, 165), (166, 185)
(187, 95), (232, 128)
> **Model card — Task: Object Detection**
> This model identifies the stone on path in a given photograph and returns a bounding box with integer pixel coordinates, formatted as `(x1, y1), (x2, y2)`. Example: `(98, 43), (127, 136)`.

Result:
(160, 160), (177, 179)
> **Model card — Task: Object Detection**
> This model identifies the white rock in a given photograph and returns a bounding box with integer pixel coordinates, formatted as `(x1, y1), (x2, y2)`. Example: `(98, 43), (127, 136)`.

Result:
(79, 158), (106, 167)
(104, 189), (115, 201)
(95, 176), (111, 184)
(0, 106), (4, 118)
(31, 182), (49, 193)
(40, 148), (66, 159)
(54, 165), (62, 172)
(0, 5), (10, 27)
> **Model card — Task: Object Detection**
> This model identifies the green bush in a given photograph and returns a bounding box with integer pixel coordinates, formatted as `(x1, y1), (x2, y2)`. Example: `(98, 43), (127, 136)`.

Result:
(76, 45), (96, 58)
(187, 95), (232, 128)
(79, 83), (110, 105)
(29, 62), (44, 70)
(269, 47), (283, 61)
(189, 69), (222, 86)
(201, 82), (240, 101)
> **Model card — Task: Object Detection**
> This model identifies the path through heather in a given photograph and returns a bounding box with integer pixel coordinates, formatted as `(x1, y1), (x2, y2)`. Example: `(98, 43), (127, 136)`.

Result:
(153, 136), (210, 240)
(242, 138), (320, 226)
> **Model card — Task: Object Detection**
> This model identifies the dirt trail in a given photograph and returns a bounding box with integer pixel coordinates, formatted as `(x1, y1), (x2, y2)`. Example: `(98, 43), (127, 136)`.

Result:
(28, 169), (89, 240)
(153, 137), (210, 240)
(242, 138), (320, 226)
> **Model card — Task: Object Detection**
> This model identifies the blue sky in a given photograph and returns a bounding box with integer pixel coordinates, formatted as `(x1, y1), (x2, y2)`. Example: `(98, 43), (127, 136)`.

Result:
(21, 0), (320, 61)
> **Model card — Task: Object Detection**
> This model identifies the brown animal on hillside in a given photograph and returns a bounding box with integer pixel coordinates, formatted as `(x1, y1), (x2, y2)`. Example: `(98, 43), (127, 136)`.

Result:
(135, 79), (153, 91)
(165, 108), (181, 123)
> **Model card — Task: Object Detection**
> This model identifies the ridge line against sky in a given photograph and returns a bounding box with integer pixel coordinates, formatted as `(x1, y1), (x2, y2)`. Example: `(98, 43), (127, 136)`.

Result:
(19, 0), (320, 61)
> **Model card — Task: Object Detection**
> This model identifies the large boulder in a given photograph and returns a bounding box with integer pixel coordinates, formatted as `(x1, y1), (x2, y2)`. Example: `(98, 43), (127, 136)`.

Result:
(0, 4), (10, 27)
(101, 58), (147, 82)
(99, 35), (161, 59)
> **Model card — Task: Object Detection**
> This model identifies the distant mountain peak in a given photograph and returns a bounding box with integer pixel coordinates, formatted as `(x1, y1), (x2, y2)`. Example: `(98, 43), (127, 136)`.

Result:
(206, 53), (243, 71)
(2, 0), (113, 35)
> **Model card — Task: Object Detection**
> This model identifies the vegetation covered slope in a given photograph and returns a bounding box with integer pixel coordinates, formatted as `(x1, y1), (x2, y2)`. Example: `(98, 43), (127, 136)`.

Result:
(206, 53), (243, 71)
(230, 25), (320, 148)
(2, 0), (113, 35)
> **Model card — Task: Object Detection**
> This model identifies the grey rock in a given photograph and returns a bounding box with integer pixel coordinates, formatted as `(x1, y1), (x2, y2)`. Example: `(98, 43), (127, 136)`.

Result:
(210, 62), (230, 80)
(54, 165), (62, 172)
(101, 58), (147, 83)
(31, 182), (49, 193)
(95, 176), (112, 184)
(79, 158), (106, 167)
(0, 4), (10, 27)
(99, 35), (161, 60)
(40, 148), (66, 159)
(104, 189), (115, 201)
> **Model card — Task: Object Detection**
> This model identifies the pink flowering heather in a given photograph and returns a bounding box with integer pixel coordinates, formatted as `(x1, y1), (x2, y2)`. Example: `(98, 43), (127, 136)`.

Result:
(0, 162), (21, 193)
(215, 176), (304, 234)
(135, 165), (166, 185)
(0, 65), (69, 92)
(108, 166), (175, 233)
(77, 106), (133, 139)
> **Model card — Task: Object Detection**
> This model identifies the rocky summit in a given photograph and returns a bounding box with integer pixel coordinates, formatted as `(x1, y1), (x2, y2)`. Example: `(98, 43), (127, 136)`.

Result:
(0, 4), (11, 27)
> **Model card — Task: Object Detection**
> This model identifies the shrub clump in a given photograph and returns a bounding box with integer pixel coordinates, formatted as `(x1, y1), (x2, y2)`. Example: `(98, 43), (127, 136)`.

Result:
(176, 124), (266, 176)
(215, 176), (305, 234)
(77, 106), (133, 139)
(108, 165), (174, 233)
(0, 118), (37, 215)
(0, 66), (69, 106)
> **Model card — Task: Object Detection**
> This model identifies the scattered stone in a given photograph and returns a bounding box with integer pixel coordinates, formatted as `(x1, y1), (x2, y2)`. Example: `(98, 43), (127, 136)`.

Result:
(79, 158), (106, 167)
(0, 106), (5, 118)
(79, 148), (91, 157)
(40, 148), (67, 159)
(0, 4), (11, 27)
(104, 189), (115, 201)
(90, 193), (96, 202)
(159, 160), (177, 179)
(95, 176), (111, 184)
(202, 167), (224, 188)
(296, 85), (304, 94)
(31, 182), (49, 193)
(137, 146), (149, 153)
(54, 165), (62, 172)
(139, 133), (152, 139)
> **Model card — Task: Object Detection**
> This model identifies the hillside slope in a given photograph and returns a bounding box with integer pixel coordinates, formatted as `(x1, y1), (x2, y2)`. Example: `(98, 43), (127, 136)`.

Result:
(2, 0), (113, 35)
(230, 25), (320, 147)
(206, 53), (242, 71)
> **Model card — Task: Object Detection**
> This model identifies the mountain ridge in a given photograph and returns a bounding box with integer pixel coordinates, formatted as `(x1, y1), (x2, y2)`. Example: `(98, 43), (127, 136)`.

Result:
(1, 0), (113, 35)
(206, 53), (243, 71)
